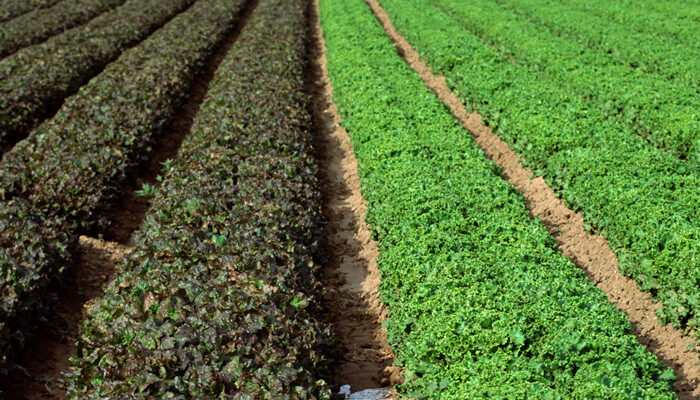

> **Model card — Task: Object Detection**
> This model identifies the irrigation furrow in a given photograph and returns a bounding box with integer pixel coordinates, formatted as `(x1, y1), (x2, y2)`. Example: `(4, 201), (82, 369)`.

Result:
(307, 0), (400, 395)
(363, 0), (700, 397)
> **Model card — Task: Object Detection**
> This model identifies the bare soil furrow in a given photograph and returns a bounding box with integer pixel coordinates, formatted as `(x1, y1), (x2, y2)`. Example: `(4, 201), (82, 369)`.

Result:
(0, 2), (260, 398)
(364, 0), (700, 398)
(308, 0), (401, 395)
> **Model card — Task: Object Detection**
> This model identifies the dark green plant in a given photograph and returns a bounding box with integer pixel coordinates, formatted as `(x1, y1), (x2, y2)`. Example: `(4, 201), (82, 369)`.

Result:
(65, 0), (332, 396)
(0, 0), (196, 151)
(0, 0), (248, 372)
(0, 0), (127, 58)
(0, 0), (60, 21)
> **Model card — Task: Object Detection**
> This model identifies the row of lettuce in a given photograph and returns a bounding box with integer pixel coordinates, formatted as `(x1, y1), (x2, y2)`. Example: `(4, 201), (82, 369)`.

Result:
(319, 0), (678, 397)
(430, 0), (697, 161)
(0, 0), (127, 58)
(0, 0), (60, 21)
(0, 0), (196, 153)
(491, 0), (699, 87)
(65, 0), (336, 395)
(378, 0), (699, 339)
(630, 0), (700, 23)
(0, 0), (248, 371)
(557, 0), (699, 48)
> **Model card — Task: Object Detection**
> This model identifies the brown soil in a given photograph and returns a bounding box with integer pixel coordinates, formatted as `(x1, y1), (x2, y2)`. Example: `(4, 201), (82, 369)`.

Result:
(0, 3), (261, 399)
(1, 236), (132, 399)
(365, 0), (699, 398)
(307, 0), (401, 393)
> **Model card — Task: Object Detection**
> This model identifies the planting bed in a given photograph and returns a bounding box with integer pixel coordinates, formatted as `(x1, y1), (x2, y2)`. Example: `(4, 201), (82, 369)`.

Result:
(0, 0), (196, 153)
(378, 0), (699, 338)
(0, 0), (248, 375)
(0, 0), (61, 22)
(432, 0), (698, 160)
(0, 0), (696, 398)
(65, 0), (333, 395)
(320, 0), (686, 397)
(0, 0), (127, 58)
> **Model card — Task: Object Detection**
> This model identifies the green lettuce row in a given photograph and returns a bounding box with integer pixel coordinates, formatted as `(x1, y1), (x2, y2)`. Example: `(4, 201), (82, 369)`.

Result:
(432, 0), (698, 160)
(619, 0), (700, 23)
(492, 0), (700, 87)
(0, 0), (195, 151)
(0, 0), (247, 371)
(0, 0), (60, 22)
(560, 0), (698, 50)
(319, 0), (677, 397)
(379, 0), (699, 337)
(65, 0), (333, 396)
(0, 0), (127, 58)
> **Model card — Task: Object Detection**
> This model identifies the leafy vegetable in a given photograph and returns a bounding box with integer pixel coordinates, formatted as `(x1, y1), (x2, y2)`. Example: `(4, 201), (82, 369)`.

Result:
(0, 0), (196, 151)
(320, 0), (679, 397)
(0, 0), (247, 371)
(379, 0), (699, 338)
(66, 0), (332, 396)
(0, 0), (127, 58)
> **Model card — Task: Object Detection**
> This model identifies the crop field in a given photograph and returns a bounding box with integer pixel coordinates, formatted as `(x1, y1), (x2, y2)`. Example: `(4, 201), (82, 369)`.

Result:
(0, 0), (696, 399)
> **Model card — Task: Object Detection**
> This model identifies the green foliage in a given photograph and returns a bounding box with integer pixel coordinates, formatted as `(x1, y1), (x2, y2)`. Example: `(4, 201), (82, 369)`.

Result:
(0, 0), (196, 150)
(379, 0), (699, 339)
(493, 0), (700, 87)
(432, 0), (698, 159)
(135, 183), (156, 197)
(0, 0), (127, 58)
(320, 0), (678, 397)
(0, 0), (60, 21)
(559, 0), (699, 47)
(65, 0), (332, 396)
(0, 0), (247, 372)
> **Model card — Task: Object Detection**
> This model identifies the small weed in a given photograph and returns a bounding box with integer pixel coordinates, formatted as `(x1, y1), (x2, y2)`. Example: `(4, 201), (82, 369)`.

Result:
(135, 183), (156, 197)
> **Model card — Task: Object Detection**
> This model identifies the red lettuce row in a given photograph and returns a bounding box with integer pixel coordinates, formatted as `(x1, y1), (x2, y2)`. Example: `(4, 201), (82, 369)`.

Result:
(65, 0), (333, 396)
(0, 0), (196, 151)
(0, 0), (127, 58)
(0, 0), (247, 371)
(0, 0), (61, 22)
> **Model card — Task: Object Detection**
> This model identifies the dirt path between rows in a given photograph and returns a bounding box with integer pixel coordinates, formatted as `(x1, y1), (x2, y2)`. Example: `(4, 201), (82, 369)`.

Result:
(0, 2), (260, 398)
(364, 0), (699, 398)
(307, 0), (401, 396)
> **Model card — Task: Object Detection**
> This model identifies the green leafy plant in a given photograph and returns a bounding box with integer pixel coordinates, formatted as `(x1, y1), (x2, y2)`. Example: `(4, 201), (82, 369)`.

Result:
(379, 0), (698, 338)
(134, 183), (155, 197)
(320, 0), (679, 396)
